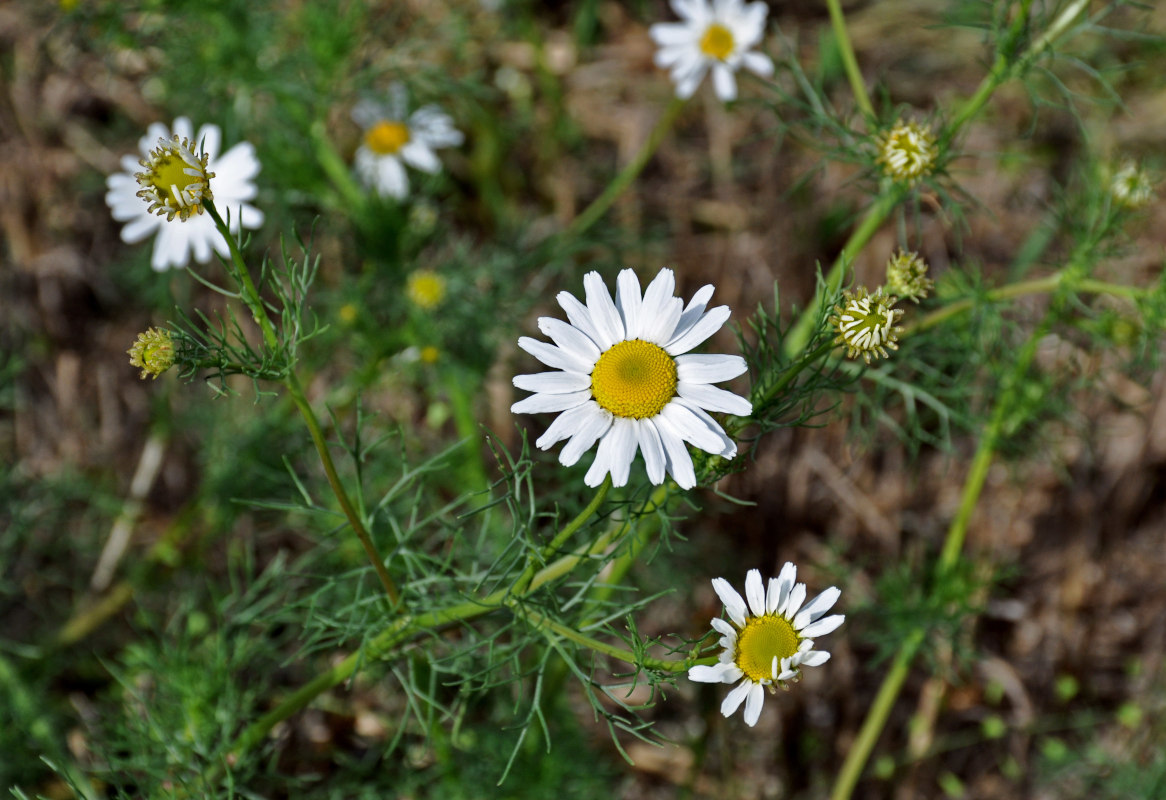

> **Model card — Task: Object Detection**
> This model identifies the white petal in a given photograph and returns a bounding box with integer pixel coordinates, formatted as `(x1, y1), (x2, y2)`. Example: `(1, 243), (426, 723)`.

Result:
(558, 404), (613, 466)
(711, 63), (738, 102)
(688, 662), (743, 684)
(555, 290), (604, 349)
(676, 354), (748, 384)
(536, 317), (602, 364)
(674, 60), (709, 100)
(518, 336), (595, 374)
(768, 562), (797, 614)
(744, 569), (766, 617)
(585, 416), (637, 487)
(401, 141), (441, 174)
(711, 577), (747, 627)
(799, 650), (831, 668)
(534, 403), (598, 449)
(659, 401), (726, 454)
(194, 123), (221, 161)
(118, 213), (160, 244)
(799, 614), (845, 638)
(214, 142), (261, 187)
(513, 371), (591, 394)
(171, 116), (193, 142)
(720, 679), (752, 719)
(583, 272), (624, 350)
(635, 418), (667, 485)
(710, 617), (737, 641)
(793, 587), (841, 630)
(649, 22), (695, 47)
(653, 414), (697, 489)
(677, 381), (752, 416)
(665, 303), (731, 355)
(639, 270), (684, 344)
(511, 389), (591, 415)
(741, 50), (774, 78)
(615, 269), (644, 340)
(742, 682), (766, 727)
(781, 583), (807, 619)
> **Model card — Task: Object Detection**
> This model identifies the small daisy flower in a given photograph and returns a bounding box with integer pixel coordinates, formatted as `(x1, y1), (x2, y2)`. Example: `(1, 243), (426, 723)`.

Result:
(105, 117), (264, 271)
(689, 565), (843, 727)
(876, 119), (938, 187)
(406, 269), (447, 310)
(127, 327), (175, 380)
(511, 268), (752, 489)
(353, 83), (464, 200)
(649, 0), (774, 102)
(884, 249), (934, 304)
(831, 286), (904, 364)
(1110, 161), (1155, 209)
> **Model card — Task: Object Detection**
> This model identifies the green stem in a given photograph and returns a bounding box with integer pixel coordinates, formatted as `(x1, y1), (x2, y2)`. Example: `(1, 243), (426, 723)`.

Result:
(513, 477), (611, 595)
(562, 96), (686, 241)
(824, 0), (874, 120)
(205, 200), (401, 606)
(511, 605), (694, 673)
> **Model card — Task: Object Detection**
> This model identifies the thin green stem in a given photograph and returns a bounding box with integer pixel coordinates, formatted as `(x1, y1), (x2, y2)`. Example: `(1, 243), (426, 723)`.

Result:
(562, 96), (686, 241)
(513, 477), (611, 595)
(824, 0), (874, 120)
(511, 605), (694, 673)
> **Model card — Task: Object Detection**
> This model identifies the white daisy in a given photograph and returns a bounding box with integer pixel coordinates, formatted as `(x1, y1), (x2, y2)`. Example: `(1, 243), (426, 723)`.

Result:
(352, 83), (464, 200)
(105, 117), (264, 271)
(511, 268), (752, 489)
(649, 0), (774, 102)
(689, 565), (843, 727)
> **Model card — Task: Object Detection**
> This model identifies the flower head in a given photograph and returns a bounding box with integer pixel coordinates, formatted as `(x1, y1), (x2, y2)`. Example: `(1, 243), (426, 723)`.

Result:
(511, 268), (752, 489)
(884, 249), (933, 304)
(689, 565), (843, 727)
(406, 269), (447, 310)
(649, 0), (774, 102)
(106, 117), (264, 271)
(831, 286), (904, 364)
(1110, 161), (1155, 210)
(127, 328), (175, 380)
(353, 83), (464, 200)
(876, 119), (937, 186)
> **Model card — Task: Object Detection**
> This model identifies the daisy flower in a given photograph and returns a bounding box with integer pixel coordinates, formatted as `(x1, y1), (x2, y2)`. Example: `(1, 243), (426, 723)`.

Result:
(689, 565), (843, 727)
(353, 83), (464, 200)
(830, 286), (904, 364)
(876, 119), (938, 187)
(105, 117), (264, 271)
(511, 268), (752, 489)
(649, 0), (774, 102)
(1110, 161), (1155, 209)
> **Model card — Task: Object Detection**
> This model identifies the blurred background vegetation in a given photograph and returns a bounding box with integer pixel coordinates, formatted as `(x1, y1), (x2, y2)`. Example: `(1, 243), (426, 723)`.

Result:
(3, 0), (1166, 797)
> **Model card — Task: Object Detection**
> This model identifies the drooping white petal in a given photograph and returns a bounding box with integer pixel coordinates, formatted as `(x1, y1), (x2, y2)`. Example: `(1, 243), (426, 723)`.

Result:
(535, 403), (599, 450)
(742, 682), (766, 727)
(711, 63), (737, 102)
(710, 617), (737, 642)
(558, 404), (614, 466)
(400, 141), (442, 174)
(799, 614), (845, 638)
(711, 577), (747, 627)
(792, 587), (841, 630)
(653, 414), (697, 489)
(720, 679), (752, 718)
(741, 50), (774, 78)
(585, 416), (637, 487)
(635, 418), (667, 485)
(799, 650), (831, 667)
(659, 401), (727, 454)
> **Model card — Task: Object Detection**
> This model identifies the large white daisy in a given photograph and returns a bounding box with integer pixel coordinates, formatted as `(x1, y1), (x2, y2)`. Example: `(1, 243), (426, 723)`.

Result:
(352, 83), (464, 200)
(511, 268), (752, 489)
(649, 0), (774, 102)
(105, 117), (264, 271)
(689, 565), (844, 727)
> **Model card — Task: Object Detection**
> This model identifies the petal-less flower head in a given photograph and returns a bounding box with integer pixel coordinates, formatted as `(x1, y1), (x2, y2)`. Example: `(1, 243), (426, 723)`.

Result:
(1110, 161), (1155, 210)
(106, 118), (265, 271)
(649, 0), (774, 102)
(876, 119), (938, 187)
(511, 268), (752, 489)
(353, 83), (464, 200)
(406, 269), (447, 310)
(884, 249), (934, 304)
(127, 327), (175, 380)
(689, 565), (843, 727)
(831, 286), (904, 364)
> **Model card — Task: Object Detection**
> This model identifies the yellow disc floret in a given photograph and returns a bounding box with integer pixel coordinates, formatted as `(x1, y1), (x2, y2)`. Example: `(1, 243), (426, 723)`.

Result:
(135, 135), (214, 222)
(590, 339), (678, 419)
(877, 120), (937, 187)
(127, 327), (175, 380)
(734, 615), (800, 683)
(365, 120), (411, 155)
(699, 23), (736, 61)
(406, 270), (447, 310)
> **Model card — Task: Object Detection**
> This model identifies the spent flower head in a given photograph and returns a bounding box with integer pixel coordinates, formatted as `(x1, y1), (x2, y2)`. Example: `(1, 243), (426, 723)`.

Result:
(884, 249), (934, 304)
(353, 83), (464, 200)
(406, 269), (447, 310)
(689, 565), (843, 727)
(1110, 161), (1155, 210)
(649, 0), (774, 102)
(831, 286), (904, 364)
(511, 268), (752, 489)
(877, 119), (938, 186)
(106, 117), (264, 270)
(127, 328), (176, 380)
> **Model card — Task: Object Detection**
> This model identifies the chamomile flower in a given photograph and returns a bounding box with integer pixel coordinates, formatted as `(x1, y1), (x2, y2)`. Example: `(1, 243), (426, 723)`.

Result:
(511, 268), (752, 489)
(689, 565), (843, 727)
(406, 269), (447, 310)
(649, 0), (774, 102)
(353, 83), (464, 200)
(831, 286), (904, 364)
(127, 328), (175, 380)
(1110, 161), (1155, 209)
(105, 117), (264, 271)
(884, 249), (933, 304)
(876, 119), (937, 187)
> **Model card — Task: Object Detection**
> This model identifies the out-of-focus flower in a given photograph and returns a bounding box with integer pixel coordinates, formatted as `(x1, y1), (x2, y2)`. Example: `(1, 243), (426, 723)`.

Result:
(406, 270), (447, 310)
(876, 120), (937, 187)
(649, 0), (774, 102)
(884, 249), (934, 304)
(1110, 161), (1155, 209)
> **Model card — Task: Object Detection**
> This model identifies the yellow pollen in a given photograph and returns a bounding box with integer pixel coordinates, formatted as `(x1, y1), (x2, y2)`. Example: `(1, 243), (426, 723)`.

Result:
(699, 23), (735, 61)
(590, 339), (677, 419)
(365, 120), (411, 155)
(734, 615), (800, 683)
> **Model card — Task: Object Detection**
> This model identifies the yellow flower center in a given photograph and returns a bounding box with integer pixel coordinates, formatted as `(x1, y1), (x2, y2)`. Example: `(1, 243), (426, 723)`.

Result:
(699, 23), (735, 61)
(590, 339), (678, 419)
(365, 120), (411, 155)
(734, 615), (800, 683)
(135, 137), (214, 222)
(406, 270), (446, 310)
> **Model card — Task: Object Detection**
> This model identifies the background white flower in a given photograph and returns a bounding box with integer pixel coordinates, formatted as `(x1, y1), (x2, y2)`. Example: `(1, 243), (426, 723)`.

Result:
(353, 83), (464, 200)
(511, 268), (752, 489)
(649, 0), (774, 102)
(105, 117), (264, 271)
(689, 565), (843, 727)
